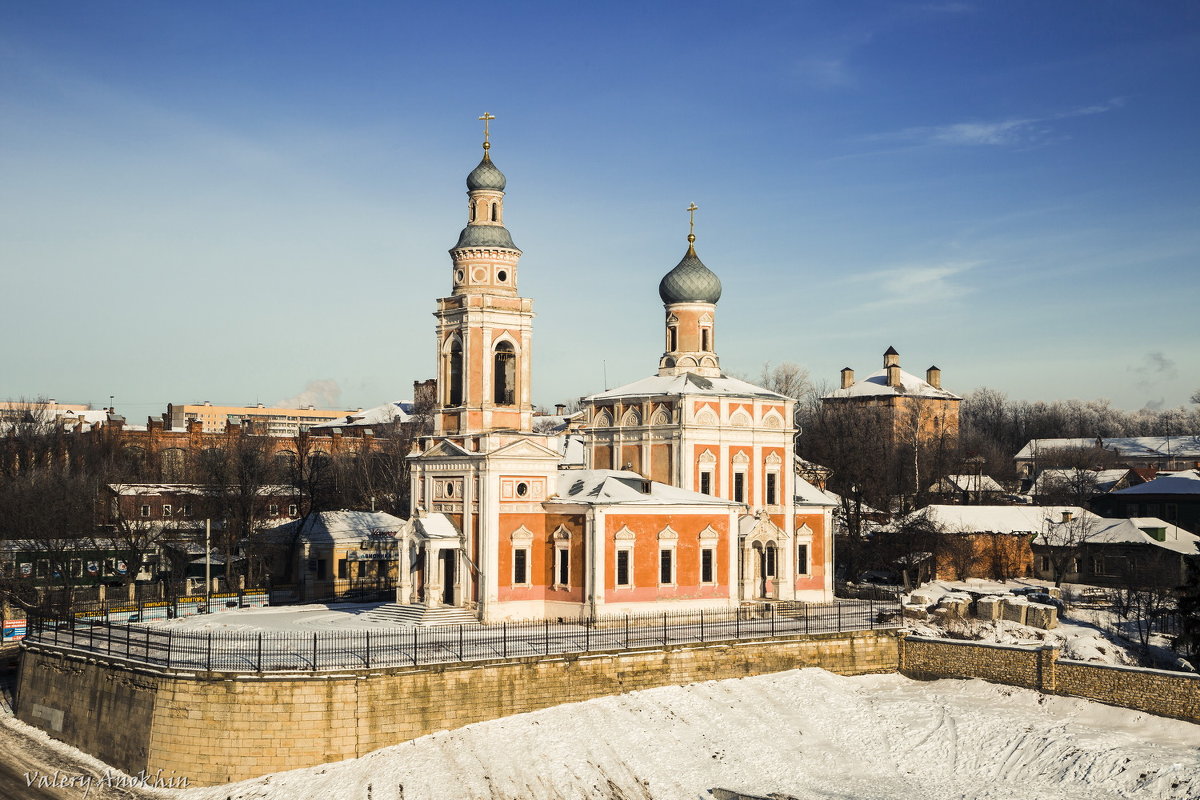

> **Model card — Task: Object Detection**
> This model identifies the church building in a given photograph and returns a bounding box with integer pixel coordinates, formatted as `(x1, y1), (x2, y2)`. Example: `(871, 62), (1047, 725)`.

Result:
(401, 122), (833, 622)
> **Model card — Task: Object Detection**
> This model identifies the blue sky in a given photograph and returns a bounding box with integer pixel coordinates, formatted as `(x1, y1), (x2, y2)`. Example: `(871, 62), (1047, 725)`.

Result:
(2, 1), (1198, 419)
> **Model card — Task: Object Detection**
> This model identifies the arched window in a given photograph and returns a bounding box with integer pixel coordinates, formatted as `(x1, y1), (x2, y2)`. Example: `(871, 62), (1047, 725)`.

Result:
(447, 338), (463, 407)
(470, 202), (476, 222)
(701, 327), (711, 352)
(668, 326), (678, 352)
(490, 202), (498, 222)
(493, 341), (516, 405)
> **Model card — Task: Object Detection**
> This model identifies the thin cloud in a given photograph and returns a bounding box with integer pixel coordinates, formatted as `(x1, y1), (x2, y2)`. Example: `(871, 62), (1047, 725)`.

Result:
(849, 261), (980, 310)
(1128, 351), (1178, 390)
(874, 98), (1126, 148)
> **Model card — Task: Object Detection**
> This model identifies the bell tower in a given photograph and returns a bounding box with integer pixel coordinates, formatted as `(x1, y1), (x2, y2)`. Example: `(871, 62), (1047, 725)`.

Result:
(657, 203), (723, 378)
(434, 115), (535, 434)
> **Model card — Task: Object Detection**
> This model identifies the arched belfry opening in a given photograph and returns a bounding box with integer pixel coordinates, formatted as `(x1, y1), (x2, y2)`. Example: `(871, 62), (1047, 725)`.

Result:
(446, 338), (464, 407)
(493, 340), (516, 405)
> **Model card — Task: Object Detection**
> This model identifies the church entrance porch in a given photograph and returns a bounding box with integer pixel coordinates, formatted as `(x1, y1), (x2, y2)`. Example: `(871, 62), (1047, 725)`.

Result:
(739, 513), (788, 602)
(395, 512), (470, 614)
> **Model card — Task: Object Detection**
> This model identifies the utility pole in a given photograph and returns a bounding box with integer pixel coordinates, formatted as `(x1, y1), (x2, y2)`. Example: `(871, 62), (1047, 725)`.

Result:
(205, 518), (212, 607)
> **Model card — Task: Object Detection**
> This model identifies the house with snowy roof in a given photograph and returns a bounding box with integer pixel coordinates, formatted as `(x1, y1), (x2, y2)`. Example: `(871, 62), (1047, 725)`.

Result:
(1014, 435), (1200, 477)
(1025, 467), (1143, 503)
(396, 131), (833, 622)
(1092, 469), (1200, 536)
(1030, 514), (1199, 589)
(260, 510), (407, 600)
(820, 347), (961, 449)
(928, 473), (1006, 504)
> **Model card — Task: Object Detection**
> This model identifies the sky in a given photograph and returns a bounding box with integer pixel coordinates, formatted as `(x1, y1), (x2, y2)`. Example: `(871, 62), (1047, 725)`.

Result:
(2, 1), (1198, 420)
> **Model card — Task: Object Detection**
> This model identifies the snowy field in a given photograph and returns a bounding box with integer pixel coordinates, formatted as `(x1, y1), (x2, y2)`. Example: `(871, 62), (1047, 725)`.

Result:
(161, 668), (1199, 800)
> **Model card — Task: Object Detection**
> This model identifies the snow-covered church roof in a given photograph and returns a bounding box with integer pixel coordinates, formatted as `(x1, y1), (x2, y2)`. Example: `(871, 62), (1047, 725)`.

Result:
(586, 372), (790, 402)
(310, 401), (413, 430)
(550, 470), (739, 507)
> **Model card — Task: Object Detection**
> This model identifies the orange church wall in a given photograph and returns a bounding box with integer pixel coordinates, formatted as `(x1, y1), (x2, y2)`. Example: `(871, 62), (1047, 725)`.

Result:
(603, 513), (730, 601)
(692, 444), (719, 493)
(496, 512), (585, 603)
(793, 511), (829, 592)
(729, 446), (753, 501)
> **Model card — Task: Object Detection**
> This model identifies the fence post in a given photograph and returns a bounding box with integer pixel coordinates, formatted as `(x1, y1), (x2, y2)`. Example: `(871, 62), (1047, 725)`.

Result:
(625, 615), (630, 649)
(770, 605), (776, 638)
(145, 624), (151, 659)
(313, 631), (319, 671)
(838, 602), (843, 631)
(411, 626), (417, 667)
(736, 607), (741, 639)
(205, 631), (212, 672)
(365, 631), (371, 669)
(458, 624), (464, 662)
(256, 632), (263, 672)
(165, 630), (172, 670)
(804, 603), (809, 635)
(662, 613), (667, 646)
(544, 620), (550, 654)
(585, 618), (590, 652)
(502, 622), (508, 659)
(698, 609), (704, 643)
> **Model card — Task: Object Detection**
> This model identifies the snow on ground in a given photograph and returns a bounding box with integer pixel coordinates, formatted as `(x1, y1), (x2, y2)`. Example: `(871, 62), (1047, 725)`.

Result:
(153, 602), (396, 632)
(168, 669), (1200, 800)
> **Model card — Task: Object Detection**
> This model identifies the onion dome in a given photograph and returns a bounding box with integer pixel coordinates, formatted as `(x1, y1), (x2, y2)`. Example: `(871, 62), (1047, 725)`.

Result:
(453, 224), (517, 250)
(466, 152), (506, 191)
(658, 237), (722, 304)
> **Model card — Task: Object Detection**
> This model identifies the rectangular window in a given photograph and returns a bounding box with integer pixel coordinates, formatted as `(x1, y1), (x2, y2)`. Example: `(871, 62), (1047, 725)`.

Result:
(766, 473), (777, 505)
(140, 505), (150, 517)
(316, 559), (327, 580)
(765, 546), (777, 578)
(514, 548), (528, 585)
(182, 504), (191, 517)
(288, 504), (298, 516)
(616, 549), (631, 587)
(557, 548), (570, 586)
(1040, 556), (1051, 572)
(734, 472), (745, 503)
(269, 504), (279, 516)
(70, 559), (82, 578)
(659, 548), (673, 585)
(701, 548), (714, 584)
(700, 472), (712, 495)
(337, 559), (348, 580)
(796, 544), (809, 575)
(162, 504), (172, 517)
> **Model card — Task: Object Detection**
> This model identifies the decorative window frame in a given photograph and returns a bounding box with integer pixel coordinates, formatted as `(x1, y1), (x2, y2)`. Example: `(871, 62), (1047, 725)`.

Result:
(698, 525), (720, 585)
(657, 526), (678, 587)
(511, 525), (534, 586)
(552, 525), (572, 589)
(732, 451), (750, 503)
(621, 407), (642, 427)
(730, 410), (752, 427)
(764, 453), (782, 506)
(593, 408), (613, 427)
(614, 526), (636, 589)
(795, 523), (813, 575)
(698, 449), (716, 495)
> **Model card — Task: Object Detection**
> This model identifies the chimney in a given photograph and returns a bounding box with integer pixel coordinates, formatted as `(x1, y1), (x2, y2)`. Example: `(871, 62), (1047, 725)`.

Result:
(1061, 510), (1073, 523)
(926, 365), (941, 389)
(886, 364), (901, 388)
(883, 346), (900, 368)
(840, 367), (854, 390)
(555, 403), (566, 416)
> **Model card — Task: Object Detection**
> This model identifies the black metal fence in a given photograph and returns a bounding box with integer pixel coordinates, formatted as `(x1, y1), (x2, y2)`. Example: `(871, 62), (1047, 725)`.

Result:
(25, 598), (901, 674)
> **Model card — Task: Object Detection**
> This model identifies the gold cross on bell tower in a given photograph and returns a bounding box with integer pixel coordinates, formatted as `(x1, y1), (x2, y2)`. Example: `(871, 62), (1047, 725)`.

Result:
(687, 202), (699, 243)
(479, 112), (496, 151)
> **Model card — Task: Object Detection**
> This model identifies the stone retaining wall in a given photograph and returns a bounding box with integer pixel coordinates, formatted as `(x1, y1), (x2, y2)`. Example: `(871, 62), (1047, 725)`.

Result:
(18, 629), (897, 787)
(899, 634), (1200, 724)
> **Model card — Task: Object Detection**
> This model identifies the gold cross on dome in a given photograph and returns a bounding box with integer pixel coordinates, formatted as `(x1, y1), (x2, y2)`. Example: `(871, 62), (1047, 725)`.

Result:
(478, 112), (496, 146)
(687, 202), (699, 236)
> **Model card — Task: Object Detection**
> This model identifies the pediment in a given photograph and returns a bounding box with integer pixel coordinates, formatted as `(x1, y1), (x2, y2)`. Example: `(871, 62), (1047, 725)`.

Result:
(419, 439), (472, 458)
(489, 437), (564, 460)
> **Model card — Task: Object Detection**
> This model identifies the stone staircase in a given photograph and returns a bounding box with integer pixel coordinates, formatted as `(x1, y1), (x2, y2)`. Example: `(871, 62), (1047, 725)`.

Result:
(364, 603), (480, 627)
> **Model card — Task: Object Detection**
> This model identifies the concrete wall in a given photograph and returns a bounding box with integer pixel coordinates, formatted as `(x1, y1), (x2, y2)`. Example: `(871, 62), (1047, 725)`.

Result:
(18, 629), (897, 787)
(899, 634), (1200, 724)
